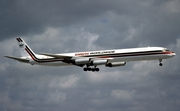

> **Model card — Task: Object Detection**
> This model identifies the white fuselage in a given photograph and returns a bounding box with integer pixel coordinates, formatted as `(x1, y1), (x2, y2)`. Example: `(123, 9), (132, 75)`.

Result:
(5, 38), (176, 72)
(26, 47), (175, 66)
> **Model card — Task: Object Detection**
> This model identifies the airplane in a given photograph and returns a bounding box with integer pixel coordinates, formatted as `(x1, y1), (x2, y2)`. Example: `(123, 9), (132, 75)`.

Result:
(4, 38), (176, 72)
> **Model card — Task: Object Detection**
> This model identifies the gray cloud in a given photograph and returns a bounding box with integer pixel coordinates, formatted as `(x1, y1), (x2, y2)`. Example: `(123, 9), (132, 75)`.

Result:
(0, 0), (117, 40)
(1, 0), (180, 111)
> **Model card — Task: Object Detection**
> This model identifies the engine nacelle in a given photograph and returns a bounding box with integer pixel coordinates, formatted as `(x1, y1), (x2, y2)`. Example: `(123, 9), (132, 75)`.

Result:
(73, 58), (90, 64)
(106, 62), (126, 67)
(90, 60), (108, 65)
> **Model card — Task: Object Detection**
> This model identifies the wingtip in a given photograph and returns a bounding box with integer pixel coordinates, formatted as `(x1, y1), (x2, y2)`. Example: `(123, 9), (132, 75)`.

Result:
(4, 56), (9, 58)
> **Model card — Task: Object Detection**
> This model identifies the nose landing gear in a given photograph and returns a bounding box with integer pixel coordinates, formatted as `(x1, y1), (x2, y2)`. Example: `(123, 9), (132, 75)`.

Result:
(159, 59), (163, 66)
(159, 63), (163, 66)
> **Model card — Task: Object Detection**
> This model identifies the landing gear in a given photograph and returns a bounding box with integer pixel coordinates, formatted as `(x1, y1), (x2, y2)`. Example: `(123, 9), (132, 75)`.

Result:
(83, 65), (100, 72)
(91, 68), (100, 72)
(159, 59), (163, 66)
(83, 67), (92, 71)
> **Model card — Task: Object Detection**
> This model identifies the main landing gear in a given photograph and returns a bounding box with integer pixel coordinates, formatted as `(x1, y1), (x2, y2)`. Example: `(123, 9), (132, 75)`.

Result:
(159, 59), (163, 66)
(83, 65), (100, 72)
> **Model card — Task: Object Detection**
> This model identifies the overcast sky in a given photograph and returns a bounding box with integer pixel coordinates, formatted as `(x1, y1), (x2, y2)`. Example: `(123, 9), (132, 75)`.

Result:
(1, 0), (180, 111)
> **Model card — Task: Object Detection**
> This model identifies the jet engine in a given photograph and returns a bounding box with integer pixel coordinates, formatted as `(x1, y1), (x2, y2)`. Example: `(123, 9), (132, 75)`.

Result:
(73, 58), (90, 64)
(90, 60), (108, 65)
(106, 62), (126, 67)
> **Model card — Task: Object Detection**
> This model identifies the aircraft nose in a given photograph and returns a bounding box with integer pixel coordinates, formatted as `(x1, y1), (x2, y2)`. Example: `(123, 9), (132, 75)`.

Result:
(171, 52), (176, 56)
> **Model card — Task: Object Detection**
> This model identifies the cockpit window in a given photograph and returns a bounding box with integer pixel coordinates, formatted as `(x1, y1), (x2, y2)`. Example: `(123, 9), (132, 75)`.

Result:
(163, 48), (170, 52)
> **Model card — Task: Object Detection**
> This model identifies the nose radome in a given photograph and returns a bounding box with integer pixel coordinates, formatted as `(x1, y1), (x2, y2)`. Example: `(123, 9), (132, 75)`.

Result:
(172, 52), (176, 56)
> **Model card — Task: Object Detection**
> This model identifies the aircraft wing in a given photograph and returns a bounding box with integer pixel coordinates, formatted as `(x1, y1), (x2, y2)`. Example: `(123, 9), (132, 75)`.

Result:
(38, 52), (100, 60)
(39, 53), (89, 67)
(39, 52), (112, 66)
(38, 53), (73, 59)
(4, 56), (30, 63)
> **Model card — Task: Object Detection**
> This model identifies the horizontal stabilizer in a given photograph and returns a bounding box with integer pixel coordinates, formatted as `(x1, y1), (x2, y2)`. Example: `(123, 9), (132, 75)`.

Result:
(4, 56), (29, 63)
(38, 53), (72, 59)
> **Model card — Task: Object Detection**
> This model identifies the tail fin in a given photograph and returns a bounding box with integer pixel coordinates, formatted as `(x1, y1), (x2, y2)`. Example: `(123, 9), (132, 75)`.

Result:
(16, 38), (36, 57)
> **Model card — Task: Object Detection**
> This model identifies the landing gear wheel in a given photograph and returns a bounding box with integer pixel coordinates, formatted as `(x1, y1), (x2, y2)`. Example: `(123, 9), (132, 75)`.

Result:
(159, 63), (163, 66)
(95, 68), (99, 72)
(159, 59), (163, 66)
(87, 68), (92, 71)
(83, 68), (87, 71)
(83, 66), (100, 72)
(91, 68), (99, 72)
(92, 68), (95, 72)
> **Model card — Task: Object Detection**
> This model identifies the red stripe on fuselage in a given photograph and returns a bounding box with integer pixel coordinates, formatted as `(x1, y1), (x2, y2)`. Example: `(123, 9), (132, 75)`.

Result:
(25, 47), (63, 63)
(18, 38), (23, 42)
(94, 51), (170, 58)
(162, 51), (175, 54)
(25, 48), (37, 61)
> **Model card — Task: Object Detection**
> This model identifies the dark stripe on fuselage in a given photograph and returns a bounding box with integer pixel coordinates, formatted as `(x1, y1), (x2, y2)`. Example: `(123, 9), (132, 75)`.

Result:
(25, 46), (41, 60)
(92, 51), (168, 58)
(16, 38), (21, 42)
(25, 46), (63, 63)
(16, 38), (23, 42)
(80, 50), (163, 58)
(73, 50), (163, 58)
(18, 38), (23, 42)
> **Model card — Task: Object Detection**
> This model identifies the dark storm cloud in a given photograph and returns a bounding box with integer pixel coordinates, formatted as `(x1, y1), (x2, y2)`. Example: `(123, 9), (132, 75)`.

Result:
(1, 0), (180, 111)
(85, 0), (180, 48)
(0, 0), (118, 40)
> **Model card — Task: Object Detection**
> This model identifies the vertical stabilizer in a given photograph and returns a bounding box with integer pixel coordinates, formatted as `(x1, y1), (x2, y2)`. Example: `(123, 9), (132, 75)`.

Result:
(16, 38), (36, 57)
